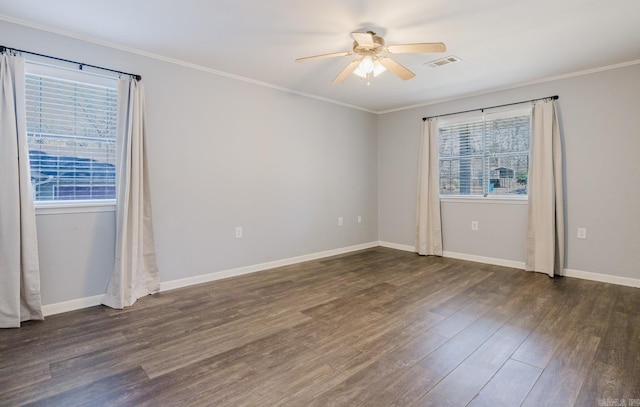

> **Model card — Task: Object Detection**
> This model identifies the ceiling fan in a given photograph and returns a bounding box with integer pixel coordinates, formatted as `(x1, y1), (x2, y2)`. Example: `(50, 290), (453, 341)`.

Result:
(295, 31), (446, 84)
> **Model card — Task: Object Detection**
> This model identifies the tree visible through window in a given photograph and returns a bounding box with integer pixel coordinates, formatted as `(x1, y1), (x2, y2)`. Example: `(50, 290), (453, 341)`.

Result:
(25, 65), (118, 202)
(438, 107), (531, 197)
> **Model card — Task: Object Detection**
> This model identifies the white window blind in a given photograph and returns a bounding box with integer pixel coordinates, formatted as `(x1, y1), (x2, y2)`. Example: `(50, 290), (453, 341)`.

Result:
(438, 107), (531, 197)
(25, 66), (118, 202)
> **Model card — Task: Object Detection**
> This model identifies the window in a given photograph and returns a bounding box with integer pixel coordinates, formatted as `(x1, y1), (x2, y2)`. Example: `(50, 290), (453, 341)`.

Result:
(438, 107), (531, 197)
(25, 64), (118, 203)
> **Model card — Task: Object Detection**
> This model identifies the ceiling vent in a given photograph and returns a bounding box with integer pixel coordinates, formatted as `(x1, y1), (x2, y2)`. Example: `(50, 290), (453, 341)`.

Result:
(426, 55), (461, 68)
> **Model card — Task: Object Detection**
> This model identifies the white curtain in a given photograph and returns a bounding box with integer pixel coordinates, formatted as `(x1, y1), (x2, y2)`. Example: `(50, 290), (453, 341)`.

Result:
(0, 53), (43, 328)
(525, 100), (564, 277)
(102, 78), (159, 309)
(416, 118), (443, 256)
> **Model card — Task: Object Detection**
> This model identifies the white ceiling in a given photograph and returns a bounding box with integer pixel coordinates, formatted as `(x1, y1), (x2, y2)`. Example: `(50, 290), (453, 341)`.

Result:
(1, 0), (639, 112)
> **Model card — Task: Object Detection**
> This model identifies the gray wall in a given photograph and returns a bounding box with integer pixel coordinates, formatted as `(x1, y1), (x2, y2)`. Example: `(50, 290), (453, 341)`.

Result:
(378, 64), (640, 280)
(1, 21), (379, 305)
(35, 210), (116, 305)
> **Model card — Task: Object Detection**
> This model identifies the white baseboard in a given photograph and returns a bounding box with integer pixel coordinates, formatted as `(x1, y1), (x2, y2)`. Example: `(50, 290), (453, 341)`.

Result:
(377, 242), (527, 270)
(42, 294), (103, 317)
(41, 241), (379, 316)
(443, 251), (526, 270)
(444, 251), (640, 288)
(379, 241), (640, 288)
(563, 268), (640, 288)
(378, 241), (415, 252)
(160, 241), (379, 292)
(39, 240), (640, 317)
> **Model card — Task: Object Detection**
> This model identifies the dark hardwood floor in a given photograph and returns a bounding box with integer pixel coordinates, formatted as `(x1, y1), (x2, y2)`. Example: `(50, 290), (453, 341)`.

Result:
(1, 247), (639, 406)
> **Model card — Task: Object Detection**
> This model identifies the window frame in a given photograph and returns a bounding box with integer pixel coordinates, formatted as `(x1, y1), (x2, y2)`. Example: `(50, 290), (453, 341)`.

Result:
(437, 105), (532, 201)
(25, 61), (119, 212)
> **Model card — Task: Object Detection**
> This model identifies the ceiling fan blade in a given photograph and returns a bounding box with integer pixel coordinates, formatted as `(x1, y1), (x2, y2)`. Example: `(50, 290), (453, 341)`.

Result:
(351, 32), (374, 47)
(295, 51), (353, 63)
(333, 59), (362, 83)
(387, 42), (446, 54)
(377, 57), (415, 80)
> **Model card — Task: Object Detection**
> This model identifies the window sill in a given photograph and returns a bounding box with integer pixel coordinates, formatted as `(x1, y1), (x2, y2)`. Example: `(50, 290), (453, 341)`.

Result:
(440, 196), (528, 205)
(35, 200), (116, 215)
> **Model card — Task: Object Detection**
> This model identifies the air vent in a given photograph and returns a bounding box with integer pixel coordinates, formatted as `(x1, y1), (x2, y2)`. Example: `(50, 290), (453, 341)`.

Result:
(426, 55), (461, 68)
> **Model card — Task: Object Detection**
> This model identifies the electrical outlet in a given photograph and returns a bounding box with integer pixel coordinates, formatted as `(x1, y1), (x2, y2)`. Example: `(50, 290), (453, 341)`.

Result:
(235, 226), (243, 238)
(577, 227), (587, 240)
(358, 215), (362, 224)
(338, 217), (344, 226)
(471, 221), (479, 231)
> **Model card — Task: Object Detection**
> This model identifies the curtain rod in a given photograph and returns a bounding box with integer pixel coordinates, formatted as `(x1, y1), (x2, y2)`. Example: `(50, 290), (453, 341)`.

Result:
(0, 45), (142, 81)
(422, 95), (558, 122)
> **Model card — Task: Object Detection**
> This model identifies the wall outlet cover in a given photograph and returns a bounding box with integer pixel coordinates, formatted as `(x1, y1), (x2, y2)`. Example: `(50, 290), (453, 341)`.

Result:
(577, 227), (587, 240)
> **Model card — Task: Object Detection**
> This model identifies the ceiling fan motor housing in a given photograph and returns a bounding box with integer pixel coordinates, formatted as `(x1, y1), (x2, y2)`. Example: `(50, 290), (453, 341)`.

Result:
(353, 35), (385, 55)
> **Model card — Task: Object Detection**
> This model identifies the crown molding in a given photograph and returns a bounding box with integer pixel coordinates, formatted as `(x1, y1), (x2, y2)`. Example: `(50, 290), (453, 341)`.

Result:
(0, 14), (376, 114)
(378, 58), (640, 114)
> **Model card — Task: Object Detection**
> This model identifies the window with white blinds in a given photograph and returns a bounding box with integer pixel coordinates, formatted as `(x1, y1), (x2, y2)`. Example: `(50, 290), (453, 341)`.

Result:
(25, 64), (118, 202)
(438, 107), (531, 197)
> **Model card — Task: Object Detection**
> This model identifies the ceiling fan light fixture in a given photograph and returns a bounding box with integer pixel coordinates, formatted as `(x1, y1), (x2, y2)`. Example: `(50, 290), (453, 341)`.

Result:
(353, 57), (386, 79)
(359, 56), (375, 73)
(372, 61), (386, 76)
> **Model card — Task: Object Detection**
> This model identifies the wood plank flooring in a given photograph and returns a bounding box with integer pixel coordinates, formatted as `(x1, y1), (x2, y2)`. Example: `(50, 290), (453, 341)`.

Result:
(1, 247), (639, 406)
